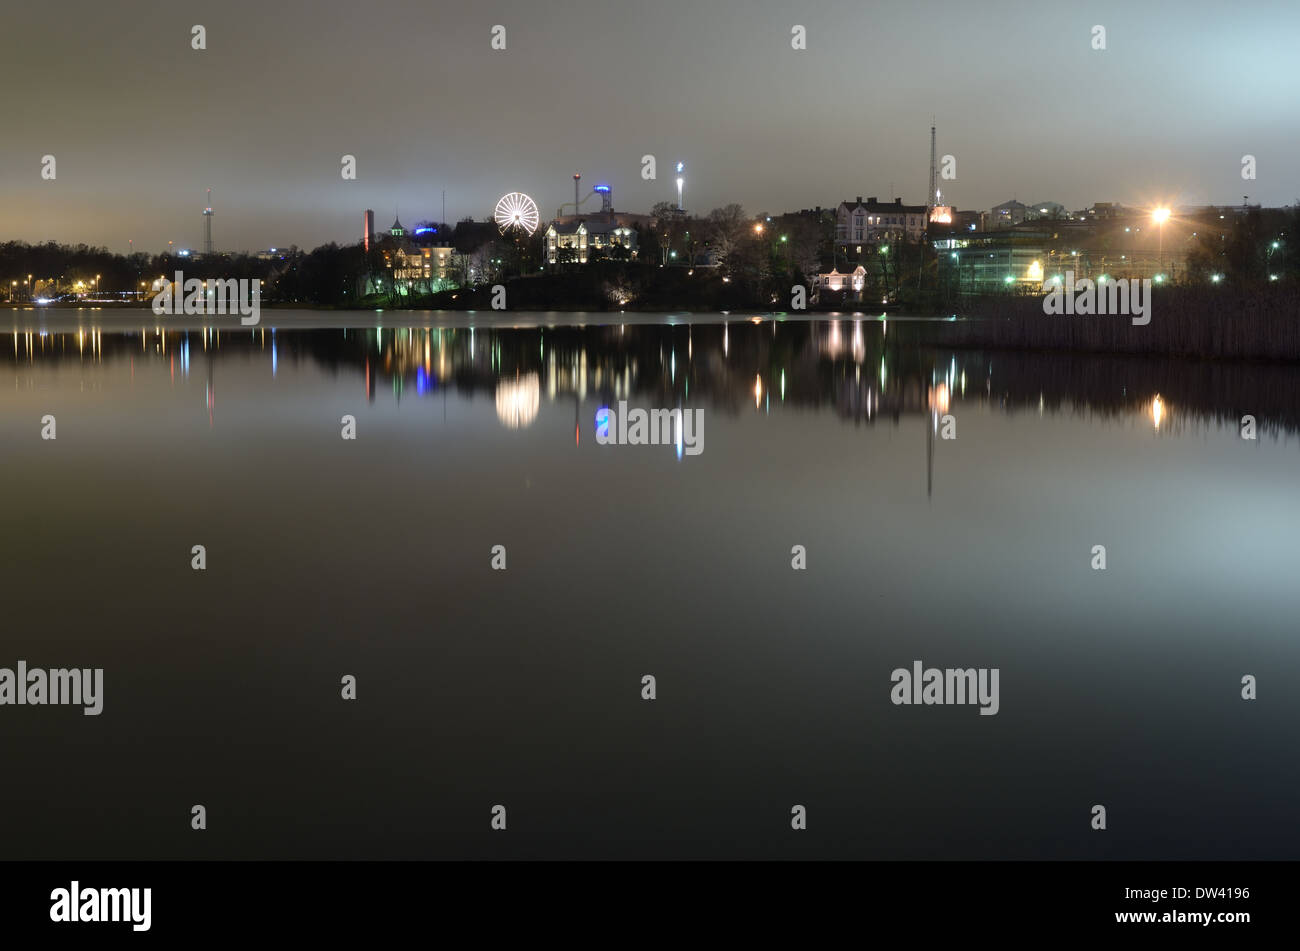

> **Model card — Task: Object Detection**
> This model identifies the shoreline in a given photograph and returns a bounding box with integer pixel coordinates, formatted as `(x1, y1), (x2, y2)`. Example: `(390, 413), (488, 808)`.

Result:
(6, 286), (1298, 363)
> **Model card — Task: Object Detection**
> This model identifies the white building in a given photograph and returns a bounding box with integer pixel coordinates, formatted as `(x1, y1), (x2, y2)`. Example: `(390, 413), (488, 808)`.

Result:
(544, 218), (637, 264)
(835, 197), (928, 249)
(989, 200), (1028, 228)
(811, 265), (867, 299)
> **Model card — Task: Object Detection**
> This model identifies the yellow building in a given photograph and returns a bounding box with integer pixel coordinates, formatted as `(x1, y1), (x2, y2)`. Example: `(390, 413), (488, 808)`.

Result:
(386, 245), (455, 284)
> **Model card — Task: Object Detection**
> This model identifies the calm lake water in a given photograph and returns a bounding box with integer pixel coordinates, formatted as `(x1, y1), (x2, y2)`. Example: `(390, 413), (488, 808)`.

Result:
(3, 309), (1299, 859)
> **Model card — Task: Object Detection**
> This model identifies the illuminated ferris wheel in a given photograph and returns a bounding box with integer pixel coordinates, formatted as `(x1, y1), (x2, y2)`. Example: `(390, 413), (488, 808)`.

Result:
(494, 192), (540, 235)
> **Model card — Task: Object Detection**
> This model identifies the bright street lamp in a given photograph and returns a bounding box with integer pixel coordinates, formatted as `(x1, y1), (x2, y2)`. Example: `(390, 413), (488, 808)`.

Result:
(1152, 207), (1171, 275)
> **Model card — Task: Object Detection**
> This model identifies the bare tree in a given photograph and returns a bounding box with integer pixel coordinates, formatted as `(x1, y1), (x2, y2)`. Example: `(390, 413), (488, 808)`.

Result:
(706, 204), (748, 267)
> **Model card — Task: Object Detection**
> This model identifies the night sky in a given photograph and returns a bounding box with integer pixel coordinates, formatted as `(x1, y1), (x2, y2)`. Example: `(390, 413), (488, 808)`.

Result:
(2, 0), (1296, 251)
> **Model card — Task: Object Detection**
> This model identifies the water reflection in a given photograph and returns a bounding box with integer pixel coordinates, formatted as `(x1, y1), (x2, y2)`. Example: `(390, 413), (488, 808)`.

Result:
(5, 316), (1299, 445)
(496, 373), (540, 429)
(5, 311), (1300, 861)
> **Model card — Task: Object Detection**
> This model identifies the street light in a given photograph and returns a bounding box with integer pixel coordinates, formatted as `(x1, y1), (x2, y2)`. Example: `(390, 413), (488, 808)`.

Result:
(1152, 207), (1171, 276)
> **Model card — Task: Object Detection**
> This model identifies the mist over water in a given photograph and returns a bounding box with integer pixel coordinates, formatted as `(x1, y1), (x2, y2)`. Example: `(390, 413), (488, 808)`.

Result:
(4, 312), (1298, 859)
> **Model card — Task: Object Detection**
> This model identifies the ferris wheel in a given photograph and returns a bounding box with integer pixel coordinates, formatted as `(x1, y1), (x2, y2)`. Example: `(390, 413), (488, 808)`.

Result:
(494, 192), (540, 235)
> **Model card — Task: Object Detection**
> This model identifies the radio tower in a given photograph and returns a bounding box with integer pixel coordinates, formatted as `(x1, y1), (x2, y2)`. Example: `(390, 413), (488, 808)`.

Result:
(928, 122), (938, 215)
(202, 188), (214, 255)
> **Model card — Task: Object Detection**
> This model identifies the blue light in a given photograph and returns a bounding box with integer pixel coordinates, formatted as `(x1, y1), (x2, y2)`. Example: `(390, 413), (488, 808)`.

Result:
(414, 227), (435, 235)
(594, 185), (611, 193)
(595, 408), (611, 439)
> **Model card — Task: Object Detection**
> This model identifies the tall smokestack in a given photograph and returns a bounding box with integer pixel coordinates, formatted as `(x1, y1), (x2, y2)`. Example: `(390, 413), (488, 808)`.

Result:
(574, 173), (581, 217)
(202, 188), (214, 256)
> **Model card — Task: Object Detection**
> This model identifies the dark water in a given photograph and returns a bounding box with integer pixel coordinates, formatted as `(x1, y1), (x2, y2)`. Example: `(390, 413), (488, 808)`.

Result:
(3, 309), (1299, 859)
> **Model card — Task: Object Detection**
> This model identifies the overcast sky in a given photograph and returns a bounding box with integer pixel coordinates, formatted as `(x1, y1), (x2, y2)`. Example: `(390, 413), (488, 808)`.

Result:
(2, 0), (1296, 252)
